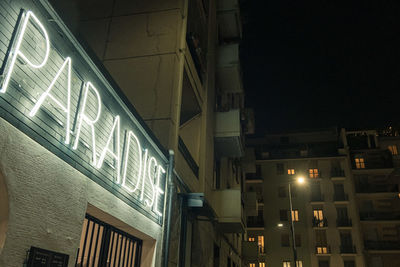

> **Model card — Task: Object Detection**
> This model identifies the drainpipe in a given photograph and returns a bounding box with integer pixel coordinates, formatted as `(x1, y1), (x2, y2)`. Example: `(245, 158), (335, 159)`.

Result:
(178, 194), (188, 267)
(162, 150), (175, 267)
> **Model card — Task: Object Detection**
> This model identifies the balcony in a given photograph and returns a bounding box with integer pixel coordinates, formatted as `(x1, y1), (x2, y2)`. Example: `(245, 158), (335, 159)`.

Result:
(330, 169), (345, 179)
(217, 44), (243, 94)
(333, 193), (349, 202)
(315, 246), (331, 255)
(245, 173), (263, 182)
(244, 192), (258, 217)
(214, 109), (244, 158)
(247, 215), (264, 228)
(310, 194), (325, 203)
(242, 241), (258, 262)
(351, 150), (393, 170)
(337, 218), (352, 228)
(356, 184), (399, 194)
(312, 218), (328, 228)
(340, 245), (357, 254)
(359, 211), (400, 222)
(187, 0), (208, 83)
(364, 240), (400, 251)
(217, 0), (242, 42)
(213, 189), (245, 233)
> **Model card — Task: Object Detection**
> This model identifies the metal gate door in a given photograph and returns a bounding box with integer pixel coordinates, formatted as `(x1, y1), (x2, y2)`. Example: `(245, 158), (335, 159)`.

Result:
(76, 214), (142, 267)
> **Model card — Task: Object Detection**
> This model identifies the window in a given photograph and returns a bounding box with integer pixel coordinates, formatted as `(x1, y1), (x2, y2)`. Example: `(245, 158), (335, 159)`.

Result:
(258, 235), (265, 254)
(280, 209), (288, 221)
(76, 215), (142, 267)
(295, 234), (301, 247)
(278, 186), (287, 197)
(316, 246), (328, 254)
(288, 169), (295, 175)
(316, 230), (327, 246)
(319, 260), (330, 267)
(248, 237), (255, 242)
(296, 261), (303, 267)
(388, 145), (398, 155)
(250, 264), (256, 267)
(280, 136), (289, 144)
(259, 263), (266, 267)
(355, 157), (365, 169)
(291, 210), (299, 222)
(281, 234), (290, 247)
(277, 163), (284, 175)
(283, 261), (291, 267)
(309, 168), (319, 178)
(313, 209), (324, 227)
(344, 261), (355, 267)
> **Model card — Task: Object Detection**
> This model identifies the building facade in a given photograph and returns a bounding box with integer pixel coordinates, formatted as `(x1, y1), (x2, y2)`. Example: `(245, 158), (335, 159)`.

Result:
(243, 128), (400, 267)
(0, 0), (248, 266)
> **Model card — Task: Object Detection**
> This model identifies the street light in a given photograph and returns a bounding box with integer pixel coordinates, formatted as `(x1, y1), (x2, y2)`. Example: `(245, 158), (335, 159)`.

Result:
(288, 176), (305, 267)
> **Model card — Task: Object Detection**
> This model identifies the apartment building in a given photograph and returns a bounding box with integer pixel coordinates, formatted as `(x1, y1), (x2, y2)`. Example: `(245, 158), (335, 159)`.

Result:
(244, 129), (366, 267)
(345, 130), (400, 267)
(0, 0), (247, 266)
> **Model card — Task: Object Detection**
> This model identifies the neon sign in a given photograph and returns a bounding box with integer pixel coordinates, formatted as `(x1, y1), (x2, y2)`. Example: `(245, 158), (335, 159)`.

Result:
(0, 8), (167, 221)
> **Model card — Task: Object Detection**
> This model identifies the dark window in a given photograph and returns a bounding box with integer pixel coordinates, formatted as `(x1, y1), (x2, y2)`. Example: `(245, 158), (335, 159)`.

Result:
(337, 207), (348, 220)
(319, 260), (330, 267)
(215, 160), (221, 189)
(280, 209), (288, 221)
(280, 136), (289, 144)
(278, 186), (287, 198)
(76, 214), (142, 267)
(213, 243), (220, 267)
(281, 234), (290, 247)
(295, 234), (301, 247)
(316, 230), (327, 246)
(344, 261), (355, 267)
(256, 164), (262, 176)
(277, 163), (284, 175)
(340, 232), (353, 247)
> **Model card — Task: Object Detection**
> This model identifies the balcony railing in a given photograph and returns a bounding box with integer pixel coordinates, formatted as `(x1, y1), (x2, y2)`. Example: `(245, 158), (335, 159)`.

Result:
(245, 173), (263, 180)
(311, 194), (324, 202)
(337, 218), (352, 227)
(178, 136), (199, 178)
(333, 193), (349, 201)
(356, 184), (399, 194)
(359, 211), (400, 221)
(312, 218), (328, 228)
(331, 169), (345, 177)
(247, 216), (264, 228)
(340, 245), (356, 254)
(365, 240), (400, 250)
(315, 246), (331, 255)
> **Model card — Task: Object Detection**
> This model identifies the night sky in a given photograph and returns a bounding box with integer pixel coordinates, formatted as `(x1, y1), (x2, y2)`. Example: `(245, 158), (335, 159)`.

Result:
(241, 1), (400, 134)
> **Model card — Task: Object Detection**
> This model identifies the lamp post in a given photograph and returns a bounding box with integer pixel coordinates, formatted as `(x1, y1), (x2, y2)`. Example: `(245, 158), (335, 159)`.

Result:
(288, 176), (304, 267)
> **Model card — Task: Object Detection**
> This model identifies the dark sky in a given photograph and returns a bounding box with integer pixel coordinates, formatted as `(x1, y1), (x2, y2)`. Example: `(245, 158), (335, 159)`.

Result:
(241, 1), (400, 134)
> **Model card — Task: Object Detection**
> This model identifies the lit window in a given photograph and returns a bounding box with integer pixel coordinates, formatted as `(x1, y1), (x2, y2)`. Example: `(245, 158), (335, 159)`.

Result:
(309, 168), (319, 178)
(288, 169), (295, 175)
(313, 209), (324, 227)
(296, 261), (303, 267)
(355, 157), (365, 169)
(283, 261), (291, 267)
(316, 246), (328, 254)
(250, 264), (256, 267)
(388, 145), (398, 155)
(259, 263), (266, 267)
(249, 237), (255, 242)
(291, 210), (299, 222)
(258, 235), (265, 254)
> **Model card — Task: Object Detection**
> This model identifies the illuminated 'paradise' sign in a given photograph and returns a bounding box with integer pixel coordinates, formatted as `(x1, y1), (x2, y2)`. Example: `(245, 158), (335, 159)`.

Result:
(0, 7), (167, 222)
